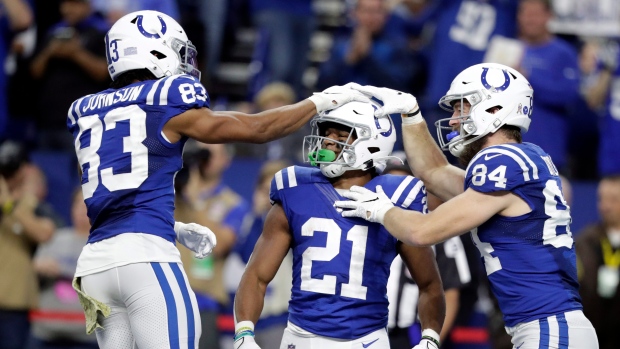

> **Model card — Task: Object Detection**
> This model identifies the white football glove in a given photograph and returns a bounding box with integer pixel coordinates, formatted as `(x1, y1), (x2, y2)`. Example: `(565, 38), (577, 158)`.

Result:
(233, 335), (261, 349)
(174, 222), (217, 259)
(412, 338), (439, 349)
(307, 84), (371, 114)
(350, 85), (419, 117)
(334, 185), (394, 224)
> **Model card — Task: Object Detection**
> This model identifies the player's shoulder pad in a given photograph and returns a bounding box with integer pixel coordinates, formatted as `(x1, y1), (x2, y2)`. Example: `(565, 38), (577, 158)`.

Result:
(269, 166), (327, 203)
(465, 143), (542, 192)
(368, 174), (427, 212)
(143, 74), (210, 109)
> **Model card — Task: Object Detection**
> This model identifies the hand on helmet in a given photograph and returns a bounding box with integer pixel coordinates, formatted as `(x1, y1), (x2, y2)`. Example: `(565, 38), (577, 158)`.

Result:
(307, 84), (370, 114)
(349, 85), (419, 117)
(174, 222), (217, 259)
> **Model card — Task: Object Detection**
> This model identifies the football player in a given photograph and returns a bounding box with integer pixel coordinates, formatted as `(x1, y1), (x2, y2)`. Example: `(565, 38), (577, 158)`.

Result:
(68, 10), (366, 349)
(233, 100), (445, 349)
(336, 64), (599, 348)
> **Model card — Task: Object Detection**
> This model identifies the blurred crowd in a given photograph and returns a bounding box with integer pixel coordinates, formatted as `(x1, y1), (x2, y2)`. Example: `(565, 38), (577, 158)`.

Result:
(0, 0), (619, 348)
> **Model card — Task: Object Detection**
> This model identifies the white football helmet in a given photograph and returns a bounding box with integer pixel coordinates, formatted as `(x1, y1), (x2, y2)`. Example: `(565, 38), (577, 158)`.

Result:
(436, 63), (534, 157)
(105, 10), (200, 81)
(303, 100), (398, 178)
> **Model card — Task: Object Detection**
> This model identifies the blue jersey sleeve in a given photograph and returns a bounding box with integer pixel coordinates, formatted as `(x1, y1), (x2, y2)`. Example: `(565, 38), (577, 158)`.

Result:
(370, 174), (427, 213)
(465, 146), (530, 193)
(269, 166), (326, 205)
(145, 74), (210, 143)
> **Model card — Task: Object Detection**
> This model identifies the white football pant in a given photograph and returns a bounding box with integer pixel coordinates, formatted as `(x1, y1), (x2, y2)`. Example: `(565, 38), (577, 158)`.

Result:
(279, 323), (389, 349)
(505, 310), (598, 349)
(81, 262), (201, 349)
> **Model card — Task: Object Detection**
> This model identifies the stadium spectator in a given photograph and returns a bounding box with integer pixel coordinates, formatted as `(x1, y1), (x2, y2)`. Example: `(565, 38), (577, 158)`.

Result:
(316, 0), (415, 92)
(579, 39), (620, 177)
(28, 189), (98, 349)
(576, 175), (620, 349)
(30, 0), (109, 151)
(90, 0), (180, 24)
(178, 141), (250, 349)
(0, 0), (33, 139)
(249, 0), (314, 97)
(0, 141), (61, 349)
(421, 0), (518, 143)
(514, 0), (580, 172)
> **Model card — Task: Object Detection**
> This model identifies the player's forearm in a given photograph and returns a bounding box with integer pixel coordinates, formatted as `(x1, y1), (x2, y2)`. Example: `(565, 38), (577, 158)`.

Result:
(417, 277), (445, 336)
(402, 121), (464, 201)
(234, 273), (269, 324)
(383, 208), (443, 246)
(229, 100), (316, 144)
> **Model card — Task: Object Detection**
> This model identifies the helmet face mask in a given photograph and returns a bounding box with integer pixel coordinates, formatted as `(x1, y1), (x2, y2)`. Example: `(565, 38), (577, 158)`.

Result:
(303, 101), (397, 178)
(106, 10), (202, 81)
(435, 63), (533, 157)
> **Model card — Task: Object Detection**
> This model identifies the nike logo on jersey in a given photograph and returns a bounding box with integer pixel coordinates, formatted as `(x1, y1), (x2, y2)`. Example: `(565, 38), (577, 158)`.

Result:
(484, 153), (502, 161)
(516, 342), (524, 349)
(362, 338), (379, 348)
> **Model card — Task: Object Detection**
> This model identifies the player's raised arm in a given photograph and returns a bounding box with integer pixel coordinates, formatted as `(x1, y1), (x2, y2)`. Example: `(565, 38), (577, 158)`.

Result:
(233, 203), (291, 348)
(398, 243), (445, 349)
(349, 85), (465, 201)
(163, 87), (369, 144)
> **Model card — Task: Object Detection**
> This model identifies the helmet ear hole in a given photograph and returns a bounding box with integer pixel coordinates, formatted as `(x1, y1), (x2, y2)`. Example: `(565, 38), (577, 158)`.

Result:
(150, 50), (167, 59)
(367, 147), (380, 154)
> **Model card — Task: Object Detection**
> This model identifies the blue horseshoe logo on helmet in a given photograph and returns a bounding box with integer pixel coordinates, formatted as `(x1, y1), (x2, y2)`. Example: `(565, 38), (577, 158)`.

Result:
(136, 15), (167, 39)
(373, 105), (393, 137)
(481, 67), (511, 92)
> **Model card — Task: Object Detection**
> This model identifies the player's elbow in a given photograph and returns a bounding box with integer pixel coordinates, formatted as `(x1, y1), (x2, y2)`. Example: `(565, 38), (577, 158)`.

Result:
(404, 226), (436, 247)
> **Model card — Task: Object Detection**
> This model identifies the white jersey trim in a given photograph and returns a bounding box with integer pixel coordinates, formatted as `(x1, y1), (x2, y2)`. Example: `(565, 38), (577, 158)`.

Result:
(390, 176), (414, 203)
(468, 147), (533, 182)
(402, 180), (425, 208)
(146, 78), (164, 105)
(275, 170), (284, 190)
(159, 75), (182, 106)
(498, 144), (539, 180)
(287, 166), (298, 188)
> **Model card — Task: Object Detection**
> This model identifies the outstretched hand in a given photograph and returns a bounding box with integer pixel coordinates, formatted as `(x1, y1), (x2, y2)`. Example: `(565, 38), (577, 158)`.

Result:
(307, 84), (370, 114)
(334, 185), (394, 224)
(174, 222), (217, 259)
(349, 85), (419, 117)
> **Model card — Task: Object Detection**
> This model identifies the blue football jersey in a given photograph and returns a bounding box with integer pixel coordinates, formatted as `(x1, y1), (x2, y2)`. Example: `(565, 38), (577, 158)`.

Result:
(269, 166), (427, 339)
(66, 74), (210, 244)
(464, 143), (582, 327)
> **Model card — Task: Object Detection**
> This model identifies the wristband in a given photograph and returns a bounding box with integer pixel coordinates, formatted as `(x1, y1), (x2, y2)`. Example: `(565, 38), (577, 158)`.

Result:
(421, 328), (440, 347)
(234, 320), (255, 341)
(402, 107), (423, 125)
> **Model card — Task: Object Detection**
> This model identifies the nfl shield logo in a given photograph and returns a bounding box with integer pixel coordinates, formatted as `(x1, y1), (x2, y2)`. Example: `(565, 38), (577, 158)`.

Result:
(287, 345), (295, 349)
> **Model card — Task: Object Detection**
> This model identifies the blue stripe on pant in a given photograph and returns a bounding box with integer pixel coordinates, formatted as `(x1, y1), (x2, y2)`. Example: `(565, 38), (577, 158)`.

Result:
(171, 263), (196, 348)
(557, 313), (569, 349)
(539, 317), (549, 349)
(152, 262), (180, 349)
